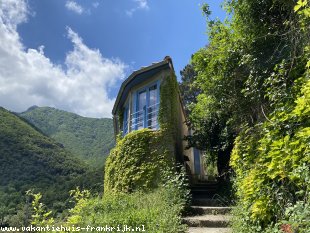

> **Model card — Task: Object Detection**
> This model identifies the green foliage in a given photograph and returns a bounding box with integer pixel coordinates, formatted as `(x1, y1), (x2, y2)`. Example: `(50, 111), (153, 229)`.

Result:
(0, 107), (102, 226)
(178, 0), (310, 232)
(27, 190), (54, 226)
(19, 106), (115, 167)
(185, 0), (309, 175)
(179, 64), (200, 114)
(66, 188), (187, 233)
(26, 168), (190, 232)
(104, 129), (174, 193)
(158, 74), (180, 140)
(231, 77), (310, 231)
(161, 165), (192, 210)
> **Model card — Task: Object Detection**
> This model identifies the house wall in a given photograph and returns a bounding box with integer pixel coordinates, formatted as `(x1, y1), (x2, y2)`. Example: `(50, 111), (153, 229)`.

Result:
(114, 65), (205, 183)
(174, 88), (205, 182)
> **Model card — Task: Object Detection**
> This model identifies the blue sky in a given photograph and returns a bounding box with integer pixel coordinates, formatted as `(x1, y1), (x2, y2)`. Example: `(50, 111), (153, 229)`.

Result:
(0, 0), (226, 117)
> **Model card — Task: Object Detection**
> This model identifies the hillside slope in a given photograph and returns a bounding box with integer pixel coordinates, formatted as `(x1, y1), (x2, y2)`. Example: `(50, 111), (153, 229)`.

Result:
(19, 106), (115, 166)
(0, 107), (102, 224)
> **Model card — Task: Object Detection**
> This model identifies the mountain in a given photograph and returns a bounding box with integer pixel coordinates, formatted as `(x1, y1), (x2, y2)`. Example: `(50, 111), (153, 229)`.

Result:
(19, 106), (115, 167)
(0, 107), (103, 225)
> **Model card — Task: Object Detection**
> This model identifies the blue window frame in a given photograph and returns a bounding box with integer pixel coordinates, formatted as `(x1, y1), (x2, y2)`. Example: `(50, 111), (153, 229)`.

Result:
(132, 81), (160, 131)
(123, 104), (129, 135)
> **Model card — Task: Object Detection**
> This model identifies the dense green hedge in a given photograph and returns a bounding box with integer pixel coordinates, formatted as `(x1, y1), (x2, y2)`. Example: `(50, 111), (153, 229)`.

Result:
(104, 129), (175, 193)
(230, 78), (310, 232)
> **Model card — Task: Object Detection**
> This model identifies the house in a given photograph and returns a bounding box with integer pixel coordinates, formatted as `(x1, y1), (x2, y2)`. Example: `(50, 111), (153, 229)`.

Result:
(112, 56), (205, 183)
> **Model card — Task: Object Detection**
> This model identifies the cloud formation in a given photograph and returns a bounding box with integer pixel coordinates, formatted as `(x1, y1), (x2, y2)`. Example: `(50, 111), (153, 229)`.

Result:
(65, 1), (84, 14)
(0, 0), (127, 117)
(126, 0), (149, 17)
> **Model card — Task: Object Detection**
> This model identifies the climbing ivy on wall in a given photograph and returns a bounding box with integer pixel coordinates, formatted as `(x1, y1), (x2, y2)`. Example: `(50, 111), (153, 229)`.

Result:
(104, 73), (182, 193)
(158, 74), (181, 141)
(104, 129), (174, 193)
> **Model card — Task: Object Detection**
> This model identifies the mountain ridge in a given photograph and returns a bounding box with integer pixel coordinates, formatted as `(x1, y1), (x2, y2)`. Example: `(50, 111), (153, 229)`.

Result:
(19, 106), (115, 167)
(0, 107), (103, 225)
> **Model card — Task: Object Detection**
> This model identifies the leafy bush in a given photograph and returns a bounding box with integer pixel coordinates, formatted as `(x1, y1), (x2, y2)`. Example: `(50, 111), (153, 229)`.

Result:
(104, 129), (174, 193)
(230, 78), (310, 232)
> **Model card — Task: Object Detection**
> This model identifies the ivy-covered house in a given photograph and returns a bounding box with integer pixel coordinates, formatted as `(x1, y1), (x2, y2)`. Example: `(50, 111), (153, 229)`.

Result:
(111, 56), (205, 184)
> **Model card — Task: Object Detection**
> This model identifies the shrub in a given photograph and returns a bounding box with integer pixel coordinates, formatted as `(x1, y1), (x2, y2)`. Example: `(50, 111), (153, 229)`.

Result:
(66, 188), (187, 233)
(230, 79), (310, 232)
(104, 129), (175, 193)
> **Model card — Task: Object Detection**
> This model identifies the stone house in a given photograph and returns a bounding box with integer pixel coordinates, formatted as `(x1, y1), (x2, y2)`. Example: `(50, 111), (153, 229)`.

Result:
(112, 56), (205, 183)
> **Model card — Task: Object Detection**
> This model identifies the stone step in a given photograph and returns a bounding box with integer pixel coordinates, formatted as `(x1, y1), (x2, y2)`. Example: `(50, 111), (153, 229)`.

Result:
(192, 181), (218, 186)
(192, 198), (223, 207)
(191, 189), (218, 195)
(189, 206), (231, 215)
(191, 186), (218, 191)
(183, 214), (231, 228)
(188, 227), (232, 233)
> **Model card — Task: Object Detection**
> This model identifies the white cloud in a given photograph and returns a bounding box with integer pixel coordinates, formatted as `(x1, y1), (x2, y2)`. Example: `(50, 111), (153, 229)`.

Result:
(135, 0), (149, 10)
(0, 0), (127, 118)
(126, 0), (149, 17)
(92, 2), (99, 9)
(65, 1), (84, 15)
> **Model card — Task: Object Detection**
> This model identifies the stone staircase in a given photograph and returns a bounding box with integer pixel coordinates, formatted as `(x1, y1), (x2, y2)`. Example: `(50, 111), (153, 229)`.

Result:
(183, 181), (232, 233)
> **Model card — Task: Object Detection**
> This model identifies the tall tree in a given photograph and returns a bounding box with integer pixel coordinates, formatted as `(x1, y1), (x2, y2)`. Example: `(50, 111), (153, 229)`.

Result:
(179, 64), (200, 114)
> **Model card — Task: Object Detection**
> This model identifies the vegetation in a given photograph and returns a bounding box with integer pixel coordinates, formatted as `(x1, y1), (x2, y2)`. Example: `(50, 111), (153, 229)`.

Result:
(104, 129), (174, 193)
(99, 74), (190, 232)
(179, 64), (200, 115)
(27, 177), (188, 233)
(65, 175), (188, 233)
(179, 0), (309, 232)
(3, 0), (309, 231)
(0, 107), (102, 226)
(19, 106), (115, 167)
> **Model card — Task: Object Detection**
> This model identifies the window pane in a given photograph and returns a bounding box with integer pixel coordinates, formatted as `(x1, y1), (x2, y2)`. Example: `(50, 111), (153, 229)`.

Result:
(123, 106), (129, 135)
(148, 85), (157, 129)
(149, 85), (157, 107)
(137, 91), (146, 129)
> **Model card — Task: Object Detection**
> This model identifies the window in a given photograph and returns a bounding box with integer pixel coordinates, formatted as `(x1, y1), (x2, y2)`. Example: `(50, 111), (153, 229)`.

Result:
(132, 82), (160, 131)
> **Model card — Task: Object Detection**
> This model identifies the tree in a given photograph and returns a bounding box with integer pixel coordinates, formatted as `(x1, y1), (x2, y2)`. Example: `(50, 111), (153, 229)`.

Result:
(181, 0), (310, 231)
(179, 64), (200, 114)
(182, 0), (309, 180)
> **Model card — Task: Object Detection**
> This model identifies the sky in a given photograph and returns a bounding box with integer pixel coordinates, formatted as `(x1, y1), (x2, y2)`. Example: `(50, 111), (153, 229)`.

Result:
(0, 0), (226, 118)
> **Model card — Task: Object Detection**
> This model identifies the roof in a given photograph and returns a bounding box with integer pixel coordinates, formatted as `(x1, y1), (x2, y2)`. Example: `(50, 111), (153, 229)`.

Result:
(112, 56), (174, 115)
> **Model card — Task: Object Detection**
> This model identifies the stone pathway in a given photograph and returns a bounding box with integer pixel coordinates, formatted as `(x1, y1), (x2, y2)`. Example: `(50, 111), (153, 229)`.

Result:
(183, 199), (232, 233)
(183, 181), (233, 233)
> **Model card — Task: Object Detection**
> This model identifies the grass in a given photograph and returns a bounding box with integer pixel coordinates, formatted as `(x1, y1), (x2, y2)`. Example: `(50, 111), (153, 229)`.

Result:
(66, 188), (187, 233)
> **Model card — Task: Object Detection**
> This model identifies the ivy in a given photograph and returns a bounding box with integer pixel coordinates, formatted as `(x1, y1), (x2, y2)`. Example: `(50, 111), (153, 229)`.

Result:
(105, 74), (182, 193)
(158, 74), (180, 140)
(231, 77), (310, 230)
(104, 129), (175, 193)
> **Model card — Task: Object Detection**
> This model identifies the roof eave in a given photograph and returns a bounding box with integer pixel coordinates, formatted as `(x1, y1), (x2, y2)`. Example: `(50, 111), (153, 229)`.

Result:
(112, 59), (171, 115)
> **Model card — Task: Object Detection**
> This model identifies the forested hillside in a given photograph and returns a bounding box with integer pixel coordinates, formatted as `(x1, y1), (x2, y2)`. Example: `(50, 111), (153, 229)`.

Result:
(180, 0), (309, 232)
(19, 106), (115, 167)
(0, 107), (102, 226)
